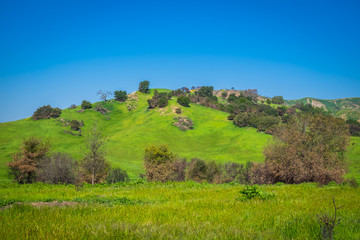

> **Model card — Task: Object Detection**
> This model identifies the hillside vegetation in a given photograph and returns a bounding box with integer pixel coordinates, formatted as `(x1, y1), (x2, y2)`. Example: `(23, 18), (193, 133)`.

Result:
(0, 89), (271, 182)
(285, 97), (360, 121)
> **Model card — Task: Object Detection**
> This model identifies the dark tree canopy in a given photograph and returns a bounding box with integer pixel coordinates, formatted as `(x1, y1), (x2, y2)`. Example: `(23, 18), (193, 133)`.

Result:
(81, 100), (92, 110)
(32, 105), (61, 120)
(272, 96), (284, 105)
(139, 80), (150, 93)
(114, 90), (128, 102)
(177, 96), (191, 107)
(197, 86), (214, 98)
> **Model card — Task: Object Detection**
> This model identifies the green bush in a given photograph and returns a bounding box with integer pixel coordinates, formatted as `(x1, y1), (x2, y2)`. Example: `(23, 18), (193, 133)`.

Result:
(81, 100), (92, 110)
(177, 96), (190, 107)
(32, 105), (61, 120)
(114, 90), (128, 102)
(139, 80), (150, 93)
(237, 185), (274, 201)
(106, 168), (129, 184)
(70, 120), (81, 131)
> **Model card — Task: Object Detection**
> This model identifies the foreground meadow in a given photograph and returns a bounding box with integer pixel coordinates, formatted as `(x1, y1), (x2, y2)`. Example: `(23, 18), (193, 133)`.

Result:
(0, 182), (359, 239)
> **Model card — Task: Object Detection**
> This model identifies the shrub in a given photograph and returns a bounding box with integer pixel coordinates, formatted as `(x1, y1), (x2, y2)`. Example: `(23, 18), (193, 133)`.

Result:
(196, 86), (214, 98)
(173, 116), (193, 131)
(70, 120), (81, 131)
(8, 137), (51, 184)
(81, 100), (92, 110)
(264, 113), (350, 184)
(227, 114), (235, 120)
(139, 80), (150, 93)
(175, 108), (182, 114)
(237, 185), (274, 201)
(206, 161), (223, 183)
(106, 168), (129, 184)
(37, 152), (76, 184)
(32, 105), (61, 120)
(223, 162), (252, 184)
(221, 91), (228, 98)
(177, 96), (191, 107)
(158, 96), (168, 108)
(173, 158), (187, 181)
(69, 104), (77, 109)
(272, 96), (284, 105)
(144, 145), (177, 182)
(114, 90), (128, 102)
(186, 158), (207, 182)
(147, 92), (169, 108)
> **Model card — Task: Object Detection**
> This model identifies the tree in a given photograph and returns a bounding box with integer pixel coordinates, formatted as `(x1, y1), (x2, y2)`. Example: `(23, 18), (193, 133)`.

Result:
(97, 90), (112, 102)
(272, 96), (284, 105)
(264, 113), (350, 184)
(81, 100), (92, 110)
(177, 96), (190, 107)
(37, 152), (76, 184)
(139, 80), (150, 93)
(32, 105), (61, 120)
(8, 137), (51, 183)
(80, 123), (109, 185)
(144, 145), (176, 182)
(114, 90), (128, 102)
(197, 86), (214, 98)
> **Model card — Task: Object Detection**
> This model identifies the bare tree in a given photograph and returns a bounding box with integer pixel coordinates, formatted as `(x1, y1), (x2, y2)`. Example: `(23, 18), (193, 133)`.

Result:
(97, 90), (112, 102)
(80, 123), (109, 185)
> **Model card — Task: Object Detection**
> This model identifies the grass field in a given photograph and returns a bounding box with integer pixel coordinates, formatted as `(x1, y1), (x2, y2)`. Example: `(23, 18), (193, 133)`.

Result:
(0, 182), (359, 239)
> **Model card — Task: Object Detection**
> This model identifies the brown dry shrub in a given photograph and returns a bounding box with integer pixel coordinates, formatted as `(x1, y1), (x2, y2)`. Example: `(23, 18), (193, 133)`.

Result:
(263, 113), (349, 184)
(8, 137), (51, 184)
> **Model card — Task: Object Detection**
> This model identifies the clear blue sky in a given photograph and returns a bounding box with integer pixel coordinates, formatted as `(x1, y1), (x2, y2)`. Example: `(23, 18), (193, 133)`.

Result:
(0, 0), (359, 122)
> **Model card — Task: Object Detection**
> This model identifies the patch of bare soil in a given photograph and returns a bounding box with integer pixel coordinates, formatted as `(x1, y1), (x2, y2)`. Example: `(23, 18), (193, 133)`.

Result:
(1, 201), (78, 210)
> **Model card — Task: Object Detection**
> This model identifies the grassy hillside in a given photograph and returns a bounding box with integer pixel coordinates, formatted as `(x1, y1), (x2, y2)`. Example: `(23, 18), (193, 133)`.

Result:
(285, 97), (360, 121)
(0, 89), (271, 182)
(1, 89), (359, 183)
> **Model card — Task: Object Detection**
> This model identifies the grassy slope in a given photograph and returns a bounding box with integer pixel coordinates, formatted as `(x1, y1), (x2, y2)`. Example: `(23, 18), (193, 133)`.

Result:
(0, 89), (271, 182)
(0, 182), (359, 239)
(1, 90), (359, 182)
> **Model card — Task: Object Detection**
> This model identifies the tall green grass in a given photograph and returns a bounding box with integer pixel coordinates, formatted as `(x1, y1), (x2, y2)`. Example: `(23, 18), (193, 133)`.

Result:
(0, 182), (359, 239)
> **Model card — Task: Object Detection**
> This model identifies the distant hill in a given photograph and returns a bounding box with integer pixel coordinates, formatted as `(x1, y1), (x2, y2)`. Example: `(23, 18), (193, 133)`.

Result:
(285, 97), (360, 121)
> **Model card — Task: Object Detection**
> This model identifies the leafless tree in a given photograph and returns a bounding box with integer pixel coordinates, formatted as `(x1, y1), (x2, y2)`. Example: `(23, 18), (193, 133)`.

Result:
(97, 90), (112, 102)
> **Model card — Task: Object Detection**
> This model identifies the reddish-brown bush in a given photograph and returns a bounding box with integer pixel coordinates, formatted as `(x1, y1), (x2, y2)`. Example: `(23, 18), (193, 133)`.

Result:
(263, 113), (349, 184)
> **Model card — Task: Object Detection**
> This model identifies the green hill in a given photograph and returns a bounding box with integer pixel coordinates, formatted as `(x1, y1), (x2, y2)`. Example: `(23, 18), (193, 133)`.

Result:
(285, 97), (360, 121)
(1, 89), (359, 183)
(0, 89), (271, 183)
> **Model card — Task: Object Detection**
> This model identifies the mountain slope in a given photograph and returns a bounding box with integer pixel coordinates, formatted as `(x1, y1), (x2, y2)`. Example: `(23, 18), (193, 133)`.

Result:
(285, 97), (360, 121)
(0, 89), (271, 182)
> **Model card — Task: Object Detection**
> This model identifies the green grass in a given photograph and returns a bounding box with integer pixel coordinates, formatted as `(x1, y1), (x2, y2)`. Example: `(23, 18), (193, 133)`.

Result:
(0, 182), (359, 239)
(0, 89), (271, 182)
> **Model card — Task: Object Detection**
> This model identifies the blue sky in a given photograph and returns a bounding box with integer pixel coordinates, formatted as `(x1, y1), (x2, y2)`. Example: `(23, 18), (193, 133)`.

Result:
(0, 0), (359, 122)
